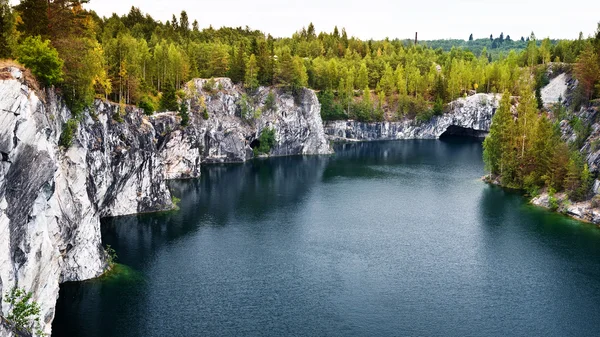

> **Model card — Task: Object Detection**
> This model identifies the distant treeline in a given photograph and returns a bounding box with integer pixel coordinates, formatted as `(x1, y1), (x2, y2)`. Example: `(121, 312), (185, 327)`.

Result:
(0, 1), (599, 123)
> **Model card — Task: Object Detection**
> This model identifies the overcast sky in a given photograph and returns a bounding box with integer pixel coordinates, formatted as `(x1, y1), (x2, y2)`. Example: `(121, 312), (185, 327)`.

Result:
(11, 0), (600, 40)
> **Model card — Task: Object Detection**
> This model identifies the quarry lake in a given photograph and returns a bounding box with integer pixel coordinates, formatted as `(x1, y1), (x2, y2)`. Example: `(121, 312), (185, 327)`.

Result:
(52, 139), (600, 337)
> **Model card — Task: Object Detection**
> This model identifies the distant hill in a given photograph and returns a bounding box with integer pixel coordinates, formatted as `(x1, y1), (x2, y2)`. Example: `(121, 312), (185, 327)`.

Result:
(407, 38), (559, 60)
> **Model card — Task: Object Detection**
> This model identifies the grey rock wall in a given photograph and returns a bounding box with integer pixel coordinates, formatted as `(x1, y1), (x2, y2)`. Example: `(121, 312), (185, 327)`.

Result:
(324, 94), (500, 141)
(0, 70), (331, 336)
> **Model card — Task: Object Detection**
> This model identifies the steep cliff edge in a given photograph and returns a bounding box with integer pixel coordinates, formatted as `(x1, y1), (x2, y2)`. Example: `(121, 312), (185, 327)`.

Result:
(0, 69), (331, 335)
(153, 78), (332, 178)
(324, 93), (500, 141)
(0, 67), (173, 336)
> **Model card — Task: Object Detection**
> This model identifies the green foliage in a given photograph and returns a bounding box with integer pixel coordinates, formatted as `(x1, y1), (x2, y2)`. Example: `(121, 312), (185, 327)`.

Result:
(159, 83), (179, 111)
(574, 43), (600, 103)
(203, 78), (217, 93)
(397, 95), (429, 119)
(58, 119), (79, 148)
(138, 96), (156, 115)
(179, 101), (189, 126)
(264, 91), (277, 112)
(114, 101), (125, 123)
(433, 98), (444, 115)
(254, 127), (276, 155)
(8, 0), (600, 130)
(483, 88), (594, 202)
(202, 108), (209, 120)
(276, 47), (307, 93)
(416, 109), (435, 123)
(171, 195), (181, 211)
(16, 36), (64, 86)
(244, 54), (259, 91)
(318, 89), (345, 121)
(570, 116), (592, 151)
(3, 287), (43, 335)
(253, 107), (262, 119)
(14, 0), (48, 39)
(105, 245), (118, 268)
(239, 93), (252, 119)
(548, 188), (559, 211)
(0, 0), (17, 59)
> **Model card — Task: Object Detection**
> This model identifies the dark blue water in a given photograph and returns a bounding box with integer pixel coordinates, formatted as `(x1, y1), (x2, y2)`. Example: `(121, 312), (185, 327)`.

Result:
(53, 139), (600, 337)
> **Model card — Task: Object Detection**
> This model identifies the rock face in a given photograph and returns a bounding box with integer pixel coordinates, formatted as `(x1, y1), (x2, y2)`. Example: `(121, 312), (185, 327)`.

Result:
(531, 192), (600, 224)
(150, 78), (332, 179)
(0, 68), (173, 336)
(324, 94), (500, 141)
(0, 71), (331, 335)
(541, 73), (570, 105)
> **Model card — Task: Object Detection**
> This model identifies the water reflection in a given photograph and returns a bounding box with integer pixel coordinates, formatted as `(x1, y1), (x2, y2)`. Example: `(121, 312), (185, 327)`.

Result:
(53, 139), (600, 337)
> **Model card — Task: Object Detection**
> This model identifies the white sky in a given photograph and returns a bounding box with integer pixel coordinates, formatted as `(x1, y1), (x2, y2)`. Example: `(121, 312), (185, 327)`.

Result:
(10, 0), (600, 40)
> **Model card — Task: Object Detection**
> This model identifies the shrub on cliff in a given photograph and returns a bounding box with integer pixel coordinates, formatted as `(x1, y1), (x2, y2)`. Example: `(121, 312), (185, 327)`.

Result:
(3, 287), (43, 336)
(138, 96), (156, 115)
(254, 128), (276, 155)
(16, 36), (63, 87)
(179, 102), (190, 126)
(264, 92), (277, 112)
(59, 119), (78, 148)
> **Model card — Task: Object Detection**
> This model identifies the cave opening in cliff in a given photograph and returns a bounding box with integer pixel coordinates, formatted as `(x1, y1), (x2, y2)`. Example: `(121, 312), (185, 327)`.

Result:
(250, 139), (260, 149)
(439, 126), (488, 139)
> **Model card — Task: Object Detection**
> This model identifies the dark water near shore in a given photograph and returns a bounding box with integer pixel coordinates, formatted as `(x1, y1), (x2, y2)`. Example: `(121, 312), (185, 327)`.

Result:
(53, 139), (600, 337)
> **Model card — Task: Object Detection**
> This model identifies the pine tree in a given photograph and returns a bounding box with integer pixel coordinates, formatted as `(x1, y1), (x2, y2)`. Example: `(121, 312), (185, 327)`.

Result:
(574, 44), (600, 102)
(395, 65), (407, 96)
(229, 42), (246, 83)
(14, 0), (48, 38)
(244, 54), (259, 91)
(160, 82), (179, 111)
(483, 91), (514, 176)
(307, 23), (316, 39)
(356, 62), (369, 89)
(179, 11), (190, 38)
(379, 63), (396, 96)
(0, 0), (17, 58)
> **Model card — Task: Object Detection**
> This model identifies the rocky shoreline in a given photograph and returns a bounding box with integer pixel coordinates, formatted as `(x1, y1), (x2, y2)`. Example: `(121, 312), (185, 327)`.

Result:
(0, 69), (332, 336)
(0, 68), (542, 336)
(484, 176), (600, 226)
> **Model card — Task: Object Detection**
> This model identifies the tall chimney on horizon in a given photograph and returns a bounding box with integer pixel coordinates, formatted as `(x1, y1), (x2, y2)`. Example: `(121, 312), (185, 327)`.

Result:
(415, 32), (418, 45)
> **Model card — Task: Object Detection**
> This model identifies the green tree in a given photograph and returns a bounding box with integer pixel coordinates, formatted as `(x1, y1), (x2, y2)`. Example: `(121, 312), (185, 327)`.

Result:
(379, 63), (396, 96)
(179, 101), (189, 126)
(276, 48), (307, 92)
(229, 42), (246, 83)
(14, 0), (48, 38)
(483, 91), (514, 176)
(244, 54), (259, 90)
(264, 91), (276, 112)
(16, 36), (64, 86)
(356, 62), (369, 89)
(160, 83), (179, 111)
(574, 44), (600, 102)
(3, 287), (43, 334)
(0, 0), (17, 58)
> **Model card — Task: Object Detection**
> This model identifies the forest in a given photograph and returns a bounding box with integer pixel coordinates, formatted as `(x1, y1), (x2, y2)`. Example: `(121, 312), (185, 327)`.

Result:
(1, 1), (600, 199)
